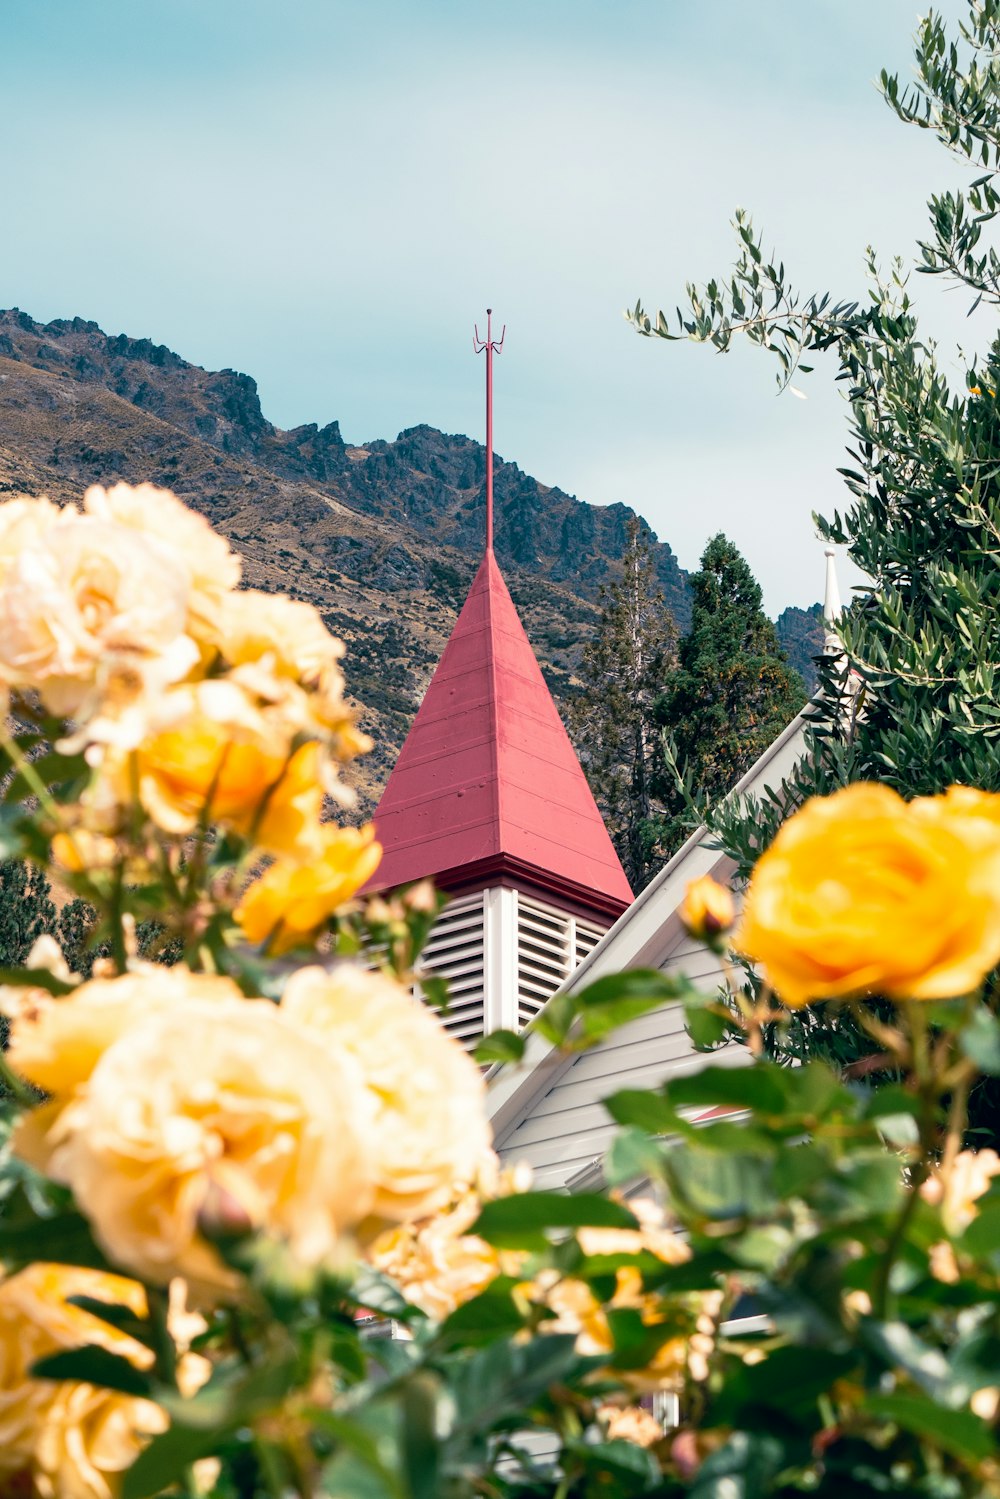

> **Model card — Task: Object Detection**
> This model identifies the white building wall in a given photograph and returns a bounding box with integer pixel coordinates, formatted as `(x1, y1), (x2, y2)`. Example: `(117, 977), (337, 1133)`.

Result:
(489, 711), (809, 1188)
(494, 923), (739, 1189)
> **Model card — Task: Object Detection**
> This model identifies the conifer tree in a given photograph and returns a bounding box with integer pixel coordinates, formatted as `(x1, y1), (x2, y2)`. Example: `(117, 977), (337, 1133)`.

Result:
(0, 859), (56, 968)
(629, 0), (1000, 1127)
(653, 534), (805, 854)
(569, 517), (675, 892)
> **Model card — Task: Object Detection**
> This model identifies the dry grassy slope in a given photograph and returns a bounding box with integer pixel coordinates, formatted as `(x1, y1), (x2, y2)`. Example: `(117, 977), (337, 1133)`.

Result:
(0, 355), (602, 810)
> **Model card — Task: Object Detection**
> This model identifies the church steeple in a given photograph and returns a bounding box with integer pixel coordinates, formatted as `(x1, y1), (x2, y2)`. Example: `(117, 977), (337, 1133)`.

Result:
(365, 316), (632, 1044)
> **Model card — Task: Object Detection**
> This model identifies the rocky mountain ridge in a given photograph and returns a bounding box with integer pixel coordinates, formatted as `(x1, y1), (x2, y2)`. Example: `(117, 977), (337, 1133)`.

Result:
(0, 309), (822, 804)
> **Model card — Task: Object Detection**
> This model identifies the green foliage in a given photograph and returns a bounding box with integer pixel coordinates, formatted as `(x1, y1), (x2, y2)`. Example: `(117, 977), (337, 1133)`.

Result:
(569, 517), (676, 891)
(652, 534), (805, 855)
(629, 0), (1000, 1129)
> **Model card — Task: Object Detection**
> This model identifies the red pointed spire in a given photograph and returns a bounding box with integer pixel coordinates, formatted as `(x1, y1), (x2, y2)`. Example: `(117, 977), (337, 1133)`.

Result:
(366, 551), (633, 918)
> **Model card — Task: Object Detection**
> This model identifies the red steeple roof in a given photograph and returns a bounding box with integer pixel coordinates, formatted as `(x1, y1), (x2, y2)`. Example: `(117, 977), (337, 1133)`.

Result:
(366, 549), (633, 920)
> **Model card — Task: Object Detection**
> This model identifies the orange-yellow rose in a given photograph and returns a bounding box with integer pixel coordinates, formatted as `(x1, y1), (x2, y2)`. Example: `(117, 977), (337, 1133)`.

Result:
(0, 1263), (167, 1499)
(280, 965), (491, 1223)
(113, 681), (324, 857)
(235, 824), (382, 953)
(737, 782), (1000, 1008)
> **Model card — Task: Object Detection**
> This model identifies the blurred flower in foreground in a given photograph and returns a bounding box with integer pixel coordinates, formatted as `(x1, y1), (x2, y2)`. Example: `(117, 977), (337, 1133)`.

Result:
(0, 1264), (167, 1499)
(281, 965), (490, 1225)
(236, 824), (382, 954)
(737, 782), (1000, 1007)
(680, 875), (735, 942)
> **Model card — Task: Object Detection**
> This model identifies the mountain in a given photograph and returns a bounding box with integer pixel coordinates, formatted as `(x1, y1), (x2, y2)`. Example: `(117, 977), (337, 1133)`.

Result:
(775, 603), (825, 691)
(0, 308), (817, 804)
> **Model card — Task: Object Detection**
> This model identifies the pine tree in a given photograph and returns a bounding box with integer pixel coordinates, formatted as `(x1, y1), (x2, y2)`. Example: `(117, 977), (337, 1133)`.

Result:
(0, 859), (56, 968)
(569, 518), (676, 892)
(653, 534), (805, 854)
(629, 1), (1000, 1129)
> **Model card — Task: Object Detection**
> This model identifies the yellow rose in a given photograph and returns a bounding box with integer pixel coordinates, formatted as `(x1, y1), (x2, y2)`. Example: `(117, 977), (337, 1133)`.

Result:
(235, 825), (382, 953)
(367, 1190), (503, 1321)
(113, 680), (323, 856)
(8, 965), (247, 1185)
(84, 483), (241, 646)
(0, 1263), (167, 1499)
(599, 1404), (664, 1448)
(280, 965), (491, 1223)
(736, 783), (1000, 1008)
(0, 505), (197, 719)
(219, 589), (345, 693)
(24, 995), (373, 1291)
(923, 1148), (1000, 1236)
(680, 875), (735, 941)
(218, 591), (370, 771)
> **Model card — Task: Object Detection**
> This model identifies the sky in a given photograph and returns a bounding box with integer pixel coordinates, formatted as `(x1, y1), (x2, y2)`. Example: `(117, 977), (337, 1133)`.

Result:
(0, 0), (980, 614)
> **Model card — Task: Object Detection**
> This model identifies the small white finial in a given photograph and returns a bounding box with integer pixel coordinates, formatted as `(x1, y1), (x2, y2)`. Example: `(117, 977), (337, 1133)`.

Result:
(823, 548), (843, 654)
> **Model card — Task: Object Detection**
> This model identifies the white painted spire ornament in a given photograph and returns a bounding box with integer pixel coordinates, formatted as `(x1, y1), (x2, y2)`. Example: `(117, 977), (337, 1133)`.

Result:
(823, 547), (843, 653)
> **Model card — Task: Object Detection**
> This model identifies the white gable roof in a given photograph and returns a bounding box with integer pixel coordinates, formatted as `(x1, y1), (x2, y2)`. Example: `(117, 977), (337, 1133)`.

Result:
(487, 710), (808, 1177)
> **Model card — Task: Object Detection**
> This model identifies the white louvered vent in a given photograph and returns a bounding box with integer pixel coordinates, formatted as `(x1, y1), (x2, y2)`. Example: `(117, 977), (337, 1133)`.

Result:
(414, 891), (485, 1047)
(516, 894), (571, 1027)
(516, 895), (607, 1029)
(414, 889), (609, 1049)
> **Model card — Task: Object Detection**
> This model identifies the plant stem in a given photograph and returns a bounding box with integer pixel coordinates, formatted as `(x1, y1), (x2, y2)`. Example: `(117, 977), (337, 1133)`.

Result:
(146, 1284), (177, 1388)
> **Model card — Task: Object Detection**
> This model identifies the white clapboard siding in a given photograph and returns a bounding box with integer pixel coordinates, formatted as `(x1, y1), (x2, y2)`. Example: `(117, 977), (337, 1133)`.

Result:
(489, 710), (808, 1188)
(495, 929), (738, 1185)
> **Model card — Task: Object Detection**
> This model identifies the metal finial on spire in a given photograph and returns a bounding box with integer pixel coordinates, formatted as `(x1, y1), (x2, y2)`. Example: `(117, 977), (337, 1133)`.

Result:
(474, 309), (505, 554)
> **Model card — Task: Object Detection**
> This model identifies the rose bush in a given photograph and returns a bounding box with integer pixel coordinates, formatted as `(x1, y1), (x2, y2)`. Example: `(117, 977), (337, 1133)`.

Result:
(1, 484), (1000, 1496)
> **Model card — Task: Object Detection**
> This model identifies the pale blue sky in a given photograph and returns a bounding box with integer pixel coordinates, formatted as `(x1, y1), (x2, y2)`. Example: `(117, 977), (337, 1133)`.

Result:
(1, 0), (976, 612)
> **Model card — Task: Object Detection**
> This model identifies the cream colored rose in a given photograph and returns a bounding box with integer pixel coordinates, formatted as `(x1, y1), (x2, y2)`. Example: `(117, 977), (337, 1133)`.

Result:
(281, 965), (491, 1223)
(929, 1148), (1000, 1236)
(0, 494), (61, 575)
(84, 483), (241, 644)
(0, 1263), (167, 1499)
(30, 997), (374, 1291)
(219, 589), (345, 693)
(599, 1404), (664, 1448)
(367, 1190), (504, 1321)
(0, 506), (197, 717)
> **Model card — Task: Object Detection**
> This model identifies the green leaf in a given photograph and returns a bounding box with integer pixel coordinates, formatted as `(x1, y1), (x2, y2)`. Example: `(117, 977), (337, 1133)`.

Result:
(347, 1265), (424, 1321)
(565, 1437), (661, 1490)
(471, 1191), (637, 1250)
(684, 994), (735, 1050)
(604, 1126), (667, 1187)
(960, 1007), (1000, 1074)
(604, 1087), (680, 1134)
(438, 1278), (526, 1345)
(474, 1029), (525, 1065)
(123, 1425), (224, 1499)
(572, 969), (691, 1046)
(863, 1392), (996, 1462)
(0, 964), (76, 996)
(665, 1062), (788, 1116)
(31, 1345), (154, 1398)
(401, 1374), (440, 1499)
(688, 1431), (787, 1497)
(0, 1199), (109, 1273)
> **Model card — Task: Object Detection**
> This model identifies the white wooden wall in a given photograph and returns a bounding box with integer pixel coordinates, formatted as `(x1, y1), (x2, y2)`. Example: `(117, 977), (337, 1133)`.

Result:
(493, 923), (740, 1189)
